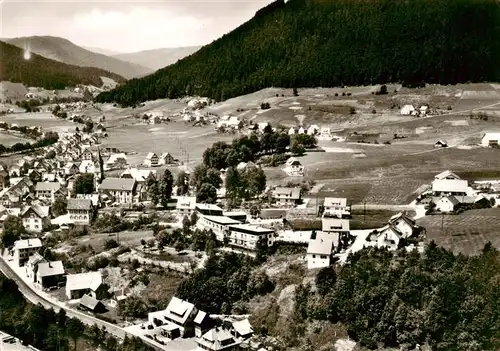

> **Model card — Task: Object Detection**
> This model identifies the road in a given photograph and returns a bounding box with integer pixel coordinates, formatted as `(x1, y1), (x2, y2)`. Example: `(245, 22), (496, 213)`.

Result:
(0, 256), (164, 350)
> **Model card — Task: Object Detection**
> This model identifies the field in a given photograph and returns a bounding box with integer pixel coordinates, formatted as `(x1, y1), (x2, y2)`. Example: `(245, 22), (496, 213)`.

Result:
(0, 132), (31, 146)
(416, 208), (500, 255)
(0, 112), (76, 132)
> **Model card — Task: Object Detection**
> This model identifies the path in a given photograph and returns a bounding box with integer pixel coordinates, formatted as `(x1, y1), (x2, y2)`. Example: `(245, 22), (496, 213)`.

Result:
(0, 256), (164, 350)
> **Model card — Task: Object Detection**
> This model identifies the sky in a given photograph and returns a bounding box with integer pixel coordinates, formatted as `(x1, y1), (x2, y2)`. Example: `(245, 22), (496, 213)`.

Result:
(0, 0), (273, 53)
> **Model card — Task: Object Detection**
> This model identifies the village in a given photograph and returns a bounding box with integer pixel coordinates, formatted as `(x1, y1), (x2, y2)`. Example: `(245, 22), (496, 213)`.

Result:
(1, 82), (500, 351)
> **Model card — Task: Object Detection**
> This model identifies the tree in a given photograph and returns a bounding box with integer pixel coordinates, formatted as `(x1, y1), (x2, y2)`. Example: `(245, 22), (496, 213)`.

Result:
(243, 166), (266, 199)
(1, 215), (25, 247)
(147, 178), (160, 206)
(315, 266), (337, 295)
(225, 167), (244, 201)
(158, 169), (174, 208)
(175, 171), (189, 195)
(46, 150), (56, 159)
(197, 183), (217, 204)
(52, 197), (67, 217)
(290, 138), (305, 156)
(66, 317), (84, 351)
(74, 173), (94, 194)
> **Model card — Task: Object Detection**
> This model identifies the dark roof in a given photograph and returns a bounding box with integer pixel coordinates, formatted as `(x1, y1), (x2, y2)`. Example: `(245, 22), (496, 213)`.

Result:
(67, 198), (92, 210)
(99, 178), (135, 191)
(79, 294), (101, 311)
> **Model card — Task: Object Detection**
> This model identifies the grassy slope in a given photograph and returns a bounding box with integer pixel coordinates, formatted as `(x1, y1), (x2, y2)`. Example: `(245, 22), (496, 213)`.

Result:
(0, 40), (126, 89)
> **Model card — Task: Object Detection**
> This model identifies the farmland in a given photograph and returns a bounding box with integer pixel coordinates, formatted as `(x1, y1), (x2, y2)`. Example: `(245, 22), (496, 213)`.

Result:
(416, 208), (500, 255)
(0, 132), (31, 146)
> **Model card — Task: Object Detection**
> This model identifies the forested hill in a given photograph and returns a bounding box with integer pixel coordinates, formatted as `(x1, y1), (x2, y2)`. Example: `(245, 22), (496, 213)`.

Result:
(96, 0), (500, 106)
(0, 41), (126, 90)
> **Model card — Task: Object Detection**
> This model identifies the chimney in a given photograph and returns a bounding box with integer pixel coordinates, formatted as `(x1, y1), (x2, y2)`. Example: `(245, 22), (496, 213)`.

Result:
(27, 239), (30, 246)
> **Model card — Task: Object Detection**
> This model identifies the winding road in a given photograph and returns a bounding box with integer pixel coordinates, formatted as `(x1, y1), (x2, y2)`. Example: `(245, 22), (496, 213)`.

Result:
(0, 256), (163, 350)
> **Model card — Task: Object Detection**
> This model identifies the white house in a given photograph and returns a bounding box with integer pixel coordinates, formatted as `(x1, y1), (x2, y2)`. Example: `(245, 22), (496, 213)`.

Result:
(104, 153), (128, 171)
(436, 196), (460, 213)
(98, 178), (136, 204)
(318, 127), (332, 140)
(66, 271), (102, 300)
(369, 225), (402, 250)
(144, 152), (159, 167)
(197, 215), (241, 241)
(148, 296), (198, 338)
(298, 127), (305, 134)
(388, 212), (417, 238)
(36, 261), (65, 289)
(159, 152), (175, 165)
(174, 196), (197, 215)
(79, 160), (97, 174)
(400, 104), (416, 116)
(227, 224), (274, 250)
(21, 205), (50, 233)
(321, 216), (350, 235)
(481, 132), (500, 148)
(35, 182), (63, 203)
(283, 157), (304, 176)
(307, 232), (335, 269)
(434, 170), (461, 180)
(307, 125), (320, 135)
(120, 168), (157, 184)
(273, 187), (301, 207)
(12, 238), (42, 266)
(196, 328), (241, 351)
(432, 179), (468, 196)
(67, 198), (93, 225)
(323, 197), (350, 217)
(288, 127), (296, 135)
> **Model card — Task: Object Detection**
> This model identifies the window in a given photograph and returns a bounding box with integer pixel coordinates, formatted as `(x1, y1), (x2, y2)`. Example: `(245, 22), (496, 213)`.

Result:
(312, 254), (316, 258)
(320, 255), (327, 259)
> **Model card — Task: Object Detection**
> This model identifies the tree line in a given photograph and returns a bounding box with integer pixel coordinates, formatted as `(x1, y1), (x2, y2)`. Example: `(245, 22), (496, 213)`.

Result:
(95, 0), (500, 106)
(0, 131), (59, 155)
(290, 243), (500, 350)
(0, 273), (153, 351)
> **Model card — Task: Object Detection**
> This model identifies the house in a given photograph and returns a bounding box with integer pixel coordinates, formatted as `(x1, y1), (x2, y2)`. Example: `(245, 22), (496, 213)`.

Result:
(481, 132), (500, 148)
(147, 296), (198, 338)
(25, 253), (47, 282)
(9, 165), (21, 177)
(175, 196), (197, 215)
(419, 105), (429, 116)
(227, 224), (275, 250)
(434, 140), (448, 148)
(232, 319), (253, 340)
(388, 212), (417, 238)
(108, 287), (131, 302)
(307, 233), (335, 269)
(35, 181), (63, 203)
(36, 261), (65, 289)
(368, 225), (402, 250)
(104, 153), (128, 170)
(223, 211), (247, 223)
(298, 127), (305, 134)
(98, 178), (136, 204)
(197, 215), (242, 241)
(79, 294), (105, 312)
(12, 238), (42, 266)
(79, 160), (97, 174)
(65, 271), (102, 300)
(63, 162), (80, 176)
(435, 170), (461, 180)
(144, 152), (159, 167)
(432, 179), (468, 196)
(436, 196), (460, 213)
(307, 125), (320, 135)
(159, 152), (175, 165)
(318, 127), (332, 140)
(400, 104), (416, 116)
(323, 197), (351, 217)
(194, 311), (212, 338)
(67, 198), (93, 225)
(195, 204), (224, 216)
(120, 168), (156, 184)
(288, 127), (296, 135)
(81, 147), (94, 161)
(283, 157), (304, 176)
(21, 205), (50, 232)
(273, 187), (301, 206)
(321, 216), (350, 235)
(196, 328), (241, 351)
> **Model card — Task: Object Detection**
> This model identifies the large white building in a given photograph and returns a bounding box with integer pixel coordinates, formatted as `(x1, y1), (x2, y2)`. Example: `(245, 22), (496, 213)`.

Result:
(481, 132), (500, 148)
(227, 224), (274, 250)
(307, 232), (336, 269)
(12, 238), (42, 266)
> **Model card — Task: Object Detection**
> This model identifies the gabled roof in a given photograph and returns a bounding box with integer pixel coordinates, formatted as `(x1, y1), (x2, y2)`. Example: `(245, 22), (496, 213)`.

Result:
(79, 294), (101, 311)
(67, 198), (92, 211)
(307, 236), (334, 255)
(324, 197), (347, 207)
(232, 319), (253, 336)
(21, 205), (49, 219)
(432, 179), (468, 193)
(198, 328), (238, 350)
(434, 170), (460, 180)
(66, 271), (102, 292)
(439, 196), (460, 206)
(164, 296), (196, 326)
(37, 261), (65, 277)
(35, 182), (61, 192)
(13, 238), (42, 250)
(99, 178), (136, 191)
(274, 187), (301, 199)
(389, 212), (415, 226)
(194, 310), (208, 325)
(145, 152), (158, 160)
(27, 253), (46, 267)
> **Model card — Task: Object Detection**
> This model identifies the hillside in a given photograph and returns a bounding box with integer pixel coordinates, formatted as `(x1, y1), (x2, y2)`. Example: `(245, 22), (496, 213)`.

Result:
(0, 41), (125, 90)
(96, 0), (500, 106)
(83, 46), (122, 56)
(6, 36), (152, 79)
(113, 46), (201, 71)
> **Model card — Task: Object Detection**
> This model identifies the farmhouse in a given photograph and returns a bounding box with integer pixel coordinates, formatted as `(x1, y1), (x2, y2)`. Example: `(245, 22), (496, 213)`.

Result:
(400, 104), (416, 115)
(67, 198), (93, 225)
(227, 224), (275, 250)
(481, 132), (500, 148)
(322, 216), (350, 235)
(435, 170), (461, 180)
(120, 168), (156, 184)
(35, 181), (63, 203)
(25, 253), (46, 282)
(174, 196), (197, 215)
(368, 225), (402, 250)
(148, 296), (198, 338)
(159, 152), (175, 165)
(12, 238), (42, 266)
(36, 261), (65, 289)
(388, 212), (418, 238)
(144, 152), (159, 167)
(273, 187), (301, 206)
(436, 196), (460, 213)
(98, 178), (136, 204)
(21, 205), (50, 233)
(307, 232), (336, 269)
(283, 157), (304, 176)
(196, 327), (241, 351)
(65, 271), (103, 300)
(432, 179), (468, 197)
(104, 153), (128, 171)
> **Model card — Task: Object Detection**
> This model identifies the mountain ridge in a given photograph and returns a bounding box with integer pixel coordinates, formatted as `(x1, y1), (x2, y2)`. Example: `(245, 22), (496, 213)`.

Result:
(112, 46), (202, 71)
(6, 36), (152, 79)
(96, 0), (500, 106)
(0, 40), (125, 90)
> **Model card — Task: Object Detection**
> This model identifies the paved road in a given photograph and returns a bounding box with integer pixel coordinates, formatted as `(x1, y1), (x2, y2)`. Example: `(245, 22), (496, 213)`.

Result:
(0, 256), (163, 350)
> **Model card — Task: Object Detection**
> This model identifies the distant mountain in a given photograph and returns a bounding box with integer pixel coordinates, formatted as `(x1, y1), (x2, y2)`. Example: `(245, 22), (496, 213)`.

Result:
(0, 40), (125, 90)
(113, 46), (201, 71)
(6, 36), (152, 79)
(83, 46), (122, 57)
(96, 0), (500, 107)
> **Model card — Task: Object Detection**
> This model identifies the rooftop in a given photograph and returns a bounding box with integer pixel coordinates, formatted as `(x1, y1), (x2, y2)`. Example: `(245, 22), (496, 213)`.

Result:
(307, 237), (334, 255)
(13, 238), (42, 250)
(67, 198), (92, 211)
(324, 197), (348, 207)
(66, 271), (102, 292)
(37, 261), (65, 277)
(432, 179), (468, 193)
(274, 187), (301, 199)
(228, 224), (274, 234)
(99, 178), (136, 191)
(203, 215), (242, 225)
